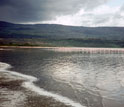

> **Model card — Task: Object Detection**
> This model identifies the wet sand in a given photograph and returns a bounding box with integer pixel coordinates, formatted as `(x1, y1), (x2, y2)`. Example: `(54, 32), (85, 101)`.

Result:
(0, 72), (71, 107)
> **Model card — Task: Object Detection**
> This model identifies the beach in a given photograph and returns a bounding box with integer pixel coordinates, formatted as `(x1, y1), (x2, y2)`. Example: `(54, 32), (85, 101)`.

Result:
(0, 75), (71, 107)
(0, 62), (73, 107)
(0, 62), (84, 107)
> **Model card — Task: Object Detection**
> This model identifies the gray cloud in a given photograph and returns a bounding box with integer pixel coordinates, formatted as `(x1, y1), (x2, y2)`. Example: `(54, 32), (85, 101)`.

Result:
(0, 0), (108, 23)
(121, 4), (124, 11)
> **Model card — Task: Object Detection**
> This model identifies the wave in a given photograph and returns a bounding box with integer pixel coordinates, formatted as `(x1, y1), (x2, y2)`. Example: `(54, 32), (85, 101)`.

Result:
(0, 62), (85, 107)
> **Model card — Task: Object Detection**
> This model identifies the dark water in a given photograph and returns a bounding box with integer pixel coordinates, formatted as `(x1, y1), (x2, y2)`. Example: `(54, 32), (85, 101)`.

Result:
(1, 48), (124, 107)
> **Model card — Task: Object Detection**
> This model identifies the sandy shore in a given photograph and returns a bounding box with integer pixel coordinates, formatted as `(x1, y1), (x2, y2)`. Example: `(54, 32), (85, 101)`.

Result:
(0, 45), (124, 49)
(0, 71), (71, 107)
(0, 46), (124, 53)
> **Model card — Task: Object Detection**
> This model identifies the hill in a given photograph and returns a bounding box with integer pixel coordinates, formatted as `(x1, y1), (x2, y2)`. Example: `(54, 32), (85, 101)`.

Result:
(0, 21), (124, 47)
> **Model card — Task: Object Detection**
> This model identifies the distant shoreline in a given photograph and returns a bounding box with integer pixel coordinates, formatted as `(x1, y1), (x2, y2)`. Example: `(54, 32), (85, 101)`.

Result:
(0, 45), (124, 49)
(0, 46), (124, 53)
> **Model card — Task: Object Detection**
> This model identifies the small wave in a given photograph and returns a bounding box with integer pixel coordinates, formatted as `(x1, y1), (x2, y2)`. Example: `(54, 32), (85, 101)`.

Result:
(0, 62), (85, 107)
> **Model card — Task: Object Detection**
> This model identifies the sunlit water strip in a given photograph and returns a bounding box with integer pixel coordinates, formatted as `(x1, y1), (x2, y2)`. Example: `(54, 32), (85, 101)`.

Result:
(42, 47), (124, 54)
(1, 46), (124, 54)
(0, 62), (85, 107)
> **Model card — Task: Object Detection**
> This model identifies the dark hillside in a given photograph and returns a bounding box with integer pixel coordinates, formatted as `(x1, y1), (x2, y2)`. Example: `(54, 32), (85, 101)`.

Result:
(0, 21), (124, 47)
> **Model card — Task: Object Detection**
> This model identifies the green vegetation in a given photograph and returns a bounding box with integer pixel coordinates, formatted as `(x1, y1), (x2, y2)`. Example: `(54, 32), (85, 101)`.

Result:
(0, 21), (124, 48)
(0, 38), (124, 48)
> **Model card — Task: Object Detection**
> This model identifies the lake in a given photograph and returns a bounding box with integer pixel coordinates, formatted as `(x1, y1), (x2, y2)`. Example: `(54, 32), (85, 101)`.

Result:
(0, 48), (124, 107)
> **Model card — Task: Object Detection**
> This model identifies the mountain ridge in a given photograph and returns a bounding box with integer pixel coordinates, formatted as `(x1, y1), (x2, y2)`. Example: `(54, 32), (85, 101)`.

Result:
(0, 21), (124, 47)
(1, 21), (124, 28)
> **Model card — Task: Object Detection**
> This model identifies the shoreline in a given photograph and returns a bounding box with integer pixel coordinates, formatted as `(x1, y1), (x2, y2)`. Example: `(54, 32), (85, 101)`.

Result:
(0, 74), (71, 107)
(0, 45), (124, 49)
(0, 62), (84, 107)
(0, 46), (124, 53)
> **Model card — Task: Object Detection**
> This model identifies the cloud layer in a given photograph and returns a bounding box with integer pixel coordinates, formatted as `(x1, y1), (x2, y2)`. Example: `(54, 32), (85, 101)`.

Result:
(44, 3), (124, 26)
(0, 0), (124, 26)
(0, 0), (108, 22)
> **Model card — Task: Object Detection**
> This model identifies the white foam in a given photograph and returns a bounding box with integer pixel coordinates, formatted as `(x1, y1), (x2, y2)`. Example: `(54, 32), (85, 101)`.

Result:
(0, 62), (85, 107)
(0, 62), (11, 70)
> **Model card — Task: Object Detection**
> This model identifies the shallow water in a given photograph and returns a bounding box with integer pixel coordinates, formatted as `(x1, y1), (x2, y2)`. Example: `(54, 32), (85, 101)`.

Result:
(0, 48), (124, 107)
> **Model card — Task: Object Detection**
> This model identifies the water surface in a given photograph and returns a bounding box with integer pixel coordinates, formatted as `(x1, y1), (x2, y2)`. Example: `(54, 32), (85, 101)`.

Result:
(0, 48), (124, 107)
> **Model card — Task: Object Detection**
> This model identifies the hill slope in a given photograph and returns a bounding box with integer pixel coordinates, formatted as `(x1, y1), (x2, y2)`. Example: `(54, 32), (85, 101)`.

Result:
(0, 21), (124, 47)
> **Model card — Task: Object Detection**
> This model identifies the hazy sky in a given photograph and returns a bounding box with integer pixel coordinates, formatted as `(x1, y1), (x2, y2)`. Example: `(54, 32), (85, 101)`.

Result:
(0, 0), (124, 26)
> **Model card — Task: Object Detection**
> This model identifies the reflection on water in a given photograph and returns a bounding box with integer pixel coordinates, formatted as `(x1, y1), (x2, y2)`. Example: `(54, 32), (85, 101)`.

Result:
(1, 48), (124, 107)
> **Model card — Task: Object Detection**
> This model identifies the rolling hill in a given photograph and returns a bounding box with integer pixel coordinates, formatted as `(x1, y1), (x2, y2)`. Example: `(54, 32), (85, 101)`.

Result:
(0, 21), (124, 47)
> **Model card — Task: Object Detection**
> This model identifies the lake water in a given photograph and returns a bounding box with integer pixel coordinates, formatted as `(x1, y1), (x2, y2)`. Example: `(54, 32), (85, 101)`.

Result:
(0, 48), (124, 107)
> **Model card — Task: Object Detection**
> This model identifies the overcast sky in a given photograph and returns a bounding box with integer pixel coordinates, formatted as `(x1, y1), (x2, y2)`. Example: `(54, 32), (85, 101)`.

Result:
(0, 0), (124, 26)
